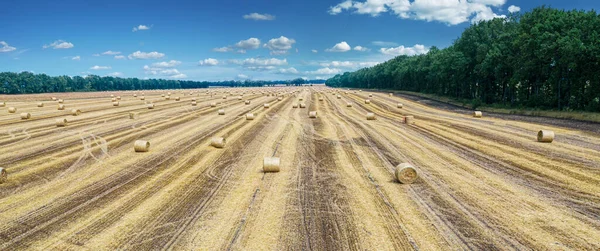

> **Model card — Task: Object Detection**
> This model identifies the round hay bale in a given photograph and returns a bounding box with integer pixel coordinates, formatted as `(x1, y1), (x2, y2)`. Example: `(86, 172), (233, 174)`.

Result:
(211, 102), (217, 107)
(369, 94), (373, 97)
(8, 107), (17, 113)
(365, 99), (371, 104)
(278, 97), (283, 101)
(140, 96), (145, 100)
(537, 130), (555, 143)
(223, 95), (227, 99)
(58, 99), (64, 103)
(211, 137), (226, 148)
(238, 96), (243, 100)
(299, 98), (304, 101)
(245, 100), (250, 105)
(389, 93), (393, 96)
(192, 98), (197, 101)
(263, 157), (280, 172)
(167, 92), (171, 95)
(133, 94), (138, 97)
(299, 103), (306, 108)
(111, 97), (117, 102)
(246, 113), (255, 120)
(58, 104), (65, 110)
(161, 94), (165, 97)
(318, 97), (323, 101)
(37, 102), (44, 107)
(134, 140), (150, 152)
(71, 109), (81, 116)
(366, 113), (376, 120)
(347, 102), (353, 107)
(191, 101), (197, 106)
(337, 95), (341, 99)
(56, 118), (68, 127)
(51, 97), (57, 101)
(309, 111), (317, 118)
(129, 112), (138, 119)
(218, 109), (225, 115)
(175, 97), (180, 101)
(264, 103), (270, 108)
(147, 103), (155, 109)
(404, 116), (415, 125)
(395, 163), (418, 184)
(0, 167), (7, 184)
(292, 104), (298, 108)
(473, 111), (482, 118)
(20, 112), (31, 119)
(111, 94), (115, 98)
(397, 103), (403, 108)
(165, 96), (170, 100)
(113, 101), (120, 106)
(116, 96), (121, 100)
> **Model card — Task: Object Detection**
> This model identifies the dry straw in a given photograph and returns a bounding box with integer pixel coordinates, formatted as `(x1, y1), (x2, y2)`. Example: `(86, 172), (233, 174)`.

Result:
(116, 96), (121, 100)
(223, 95), (227, 99)
(133, 94), (138, 97)
(112, 97), (117, 102)
(71, 109), (81, 116)
(309, 111), (317, 118)
(37, 102), (44, 107)
(263, 157), (280, 172)
(113, 101), (120, 106)
(0, 167), (7, 184)
(211, 137), (226, 148)
(246, 113), (255, 120)
(165, 96), (170, 100)
(292, 104), (298, 108)
(365, 99), (371, 104)
(58, 99), (64, 103)
(191, 101), (197, 106)
(347, 102), (353, 107)
(175, 97), (180, 101)
(397, 103), (403, 108)
(264, 103), (270, 108)
(366, 112), (376, 120)
(395, 163), (418, 184)
(299, 103), (306, 108)
(473, 111), (482, 118)
(134, 140), (150, 152)
(369, 94), (373, 97)
(51, 97), (57, 101)
(147, 103), (155, 109)
(319, 97), (323, 101)
(8, 107), (16, 113)
(218, 109), (225, 115)
(245, 100), (250, 105)
(0, 102), (4, 107)
(58, 104), (65, 110)
(211, 102), (217, 107)
(337, 95), (341, 99)
(140, 96), (145, 100)
(192, 98), (197, 101)
(56, 118), (68, 127)
(389, 93), (393, 96)
(278, 97), (283, 101)
(20, 112), (31, 119)
(537, 130), (555, 143)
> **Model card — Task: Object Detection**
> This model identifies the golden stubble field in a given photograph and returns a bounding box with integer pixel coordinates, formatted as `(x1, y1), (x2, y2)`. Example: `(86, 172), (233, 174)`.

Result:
(0, 86), (598, 250)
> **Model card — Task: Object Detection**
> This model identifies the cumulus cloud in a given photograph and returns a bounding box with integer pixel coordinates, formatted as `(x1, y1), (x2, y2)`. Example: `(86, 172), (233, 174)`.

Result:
(230, 57), (288, 71)
(170, 74), (187, 79)
(306, 67), (343, 75)
(72, 56), (80, 60)
(43, 40), (74, 49)
(372, 41), (398, 47)
(151, 60), (182, 68)
(132, 25), (151, 32)
(312, 49), (318, 53)
(380, 44), (429, 56)
(243, 13), (276, 20)
(142, 65), (186, 79)
(199, 58), (219, 66)
(264, 36), (296, 55)
(0, 41), (16, 52)
(320, 60), (379, 68)
(102, 50), (121, 55)
(90, 65), (111, 70)
(508, 5), (521, 13)
(235, 38), (261, 50)
(329, 0), (508, 25)
(326, 41), (351, 52)
(128, 51), (165, 59)
(108, 72), (123, 77)
(276, 67), (299, 74)
(237, 74), (250, 79)
(114, 55), (126, 59)
(353, 45), (369, 52)
(213, 47), (233, 52)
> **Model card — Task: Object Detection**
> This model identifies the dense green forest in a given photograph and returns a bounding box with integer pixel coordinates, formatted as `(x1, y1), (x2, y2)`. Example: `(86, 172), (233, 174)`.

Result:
(326, 6), (600, 112)
(0, 71), (323, 94)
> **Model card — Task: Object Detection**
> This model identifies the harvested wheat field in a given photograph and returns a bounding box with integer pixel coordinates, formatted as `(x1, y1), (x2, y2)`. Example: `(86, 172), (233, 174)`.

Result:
(0, 87), (599, 250)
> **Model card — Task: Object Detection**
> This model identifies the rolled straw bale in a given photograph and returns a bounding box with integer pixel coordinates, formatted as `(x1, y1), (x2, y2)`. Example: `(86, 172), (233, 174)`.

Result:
(161, 94), (165, 97)
(404, 116), (414, 125)
(347, 102), (353, 107)
(0, 102), (4, 107)
(211, 102), (217, 107)
(129, 112), (138, 119)
(134, 140), (150, 152)
(309, 111), (317, 118)
(147, 103), (155, 109)
(246, 113), (255, 120)
(113, 101), (120, 106)
(191, 101), (197, 106)
(218, 109), (225, 115)
(20, 112), (31, 119)
(165, 96), (170, 100)
(395, 163), (418, 184)
(0, 167), (7, 184)
(299, 103), (306, 108)
(337, 95), (341, 99)
(389, 93), (393, 96)
(223, 95), (227, 99)
(245, 100), (250, 105)
(264, 103), (270, 108)
(238, 96), (243, 100)
(71, 109), (81, 116)
(175, 97), (180, 101)
(51, 97), (57, 101)
(292, 104), (298, 108)
(140, 96), (145, 100)
(365, 99), (371, 104)
(319, 97), (323, 101)
(537, 130), (555, 143)
(58, 99), (64, 103)
(133, 94), (138, 97)
(116, 96), (121, 100)
(473, 111), (482, 118)
(8, 107), (16, 113)
(56, 118), (68, 127)
(397, 103), (403, 108)
(211, 137), (226, 148)
(168, 92), (171, 95)
(366, 113), (376, 120)
(263, 157), (280, 172)
(192, 98), (197, 101)
(299, 98), (304, 101)
(58, 104), (65, 110)
(112, 97), (117, 102)
(111, 94), (114, 98)
(37, 102), (44, 107)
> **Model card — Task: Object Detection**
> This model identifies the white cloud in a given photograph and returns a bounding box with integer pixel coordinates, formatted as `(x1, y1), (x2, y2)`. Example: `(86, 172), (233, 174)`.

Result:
(43, 40), (74, 49)
(213, 47), (233, 52)
(0, 41), (16, 52)
(132, 25), (151, 32)
(231, 58), (288, 67)
(326, 41), (351, 52)
(380, 44), (429, 56)
(237, 74), (250, 79)
(151, 60), (181, 68)
(320, 60), (379, 69)
(243, 13), (276, 20)
(329, 0), (508, 25)
(237, 49), (247, 54)
(312, 49), (318, 53)
(508, 5), (520, 13)
(114, 55), (126, 59)
(128, 51), (165, 59)
(143, 65), (186, 78)
(276, 67), (299, 74)
(235, 38), (261, 50)
(372, 41), (398, 47)
(90, 65), (111, 70)
(353, 45), (369, 52)
(170, 74), (187, 79)
(102, 50), (121, 55)
(199, 58), (219, 66)
(108, 72), (123, 77)
(306, 67), (343, 75)
(72, 56), (80, 60)
(264, 36), (296, 55)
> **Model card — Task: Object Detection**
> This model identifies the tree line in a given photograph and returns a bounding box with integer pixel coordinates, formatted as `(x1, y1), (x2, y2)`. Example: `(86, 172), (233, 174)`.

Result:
(0, 72), (324, 94)
(326, 6), (600, 112)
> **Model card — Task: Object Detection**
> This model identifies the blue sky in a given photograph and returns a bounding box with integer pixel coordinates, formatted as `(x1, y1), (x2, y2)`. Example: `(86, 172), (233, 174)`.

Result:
(1, 0), (600, 81)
